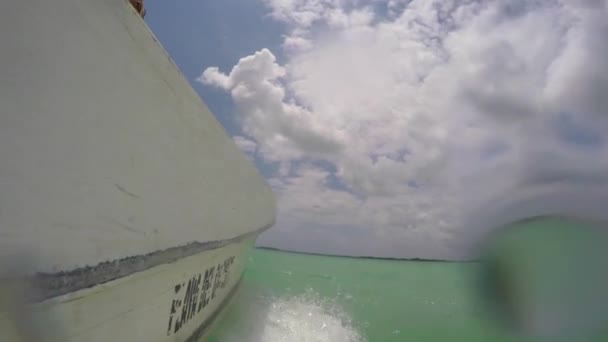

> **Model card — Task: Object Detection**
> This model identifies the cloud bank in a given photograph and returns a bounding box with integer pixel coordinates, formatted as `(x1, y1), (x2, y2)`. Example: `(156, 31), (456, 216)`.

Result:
(200, 0), (608, 259)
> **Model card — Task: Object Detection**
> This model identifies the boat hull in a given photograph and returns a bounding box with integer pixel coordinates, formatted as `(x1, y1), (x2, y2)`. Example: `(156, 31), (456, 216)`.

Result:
(0, 0), (275, 274)
(1, 234), (256, 341)
(0, 0), (275, 340)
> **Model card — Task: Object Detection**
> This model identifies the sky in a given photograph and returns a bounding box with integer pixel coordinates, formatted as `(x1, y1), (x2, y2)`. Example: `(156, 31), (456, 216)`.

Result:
(145, 0), (608, 259)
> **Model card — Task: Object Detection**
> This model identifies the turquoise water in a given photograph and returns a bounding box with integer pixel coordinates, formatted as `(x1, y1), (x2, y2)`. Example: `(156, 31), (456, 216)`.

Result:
(208, 249), (508, 342)
(208, 218), (608, 342)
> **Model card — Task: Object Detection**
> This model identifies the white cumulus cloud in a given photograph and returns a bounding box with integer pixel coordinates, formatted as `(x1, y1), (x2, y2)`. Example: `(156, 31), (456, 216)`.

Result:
(233, 135), (258, 155)
(201, 0), (608, 259)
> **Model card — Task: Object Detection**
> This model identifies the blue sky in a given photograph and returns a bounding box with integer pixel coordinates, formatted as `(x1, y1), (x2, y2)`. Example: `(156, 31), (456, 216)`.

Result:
(146, 0), (293, 179)
(144, 0), (608, 259)
(146, 0), (284, 136)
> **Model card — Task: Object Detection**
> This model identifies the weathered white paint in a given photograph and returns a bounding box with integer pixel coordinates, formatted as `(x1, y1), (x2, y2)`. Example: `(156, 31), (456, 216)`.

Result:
(0, 0), (275, 274)
(0, 237), (254, 341)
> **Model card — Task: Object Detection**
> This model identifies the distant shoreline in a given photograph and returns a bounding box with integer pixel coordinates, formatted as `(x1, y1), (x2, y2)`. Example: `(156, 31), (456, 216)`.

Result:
(254, 215), (608, 263)
(254, 246), (476, 262)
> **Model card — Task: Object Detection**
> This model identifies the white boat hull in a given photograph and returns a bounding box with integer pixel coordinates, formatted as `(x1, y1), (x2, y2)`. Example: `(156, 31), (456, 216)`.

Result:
(0, 0), (275, 340)
(1, 236), (255, 342)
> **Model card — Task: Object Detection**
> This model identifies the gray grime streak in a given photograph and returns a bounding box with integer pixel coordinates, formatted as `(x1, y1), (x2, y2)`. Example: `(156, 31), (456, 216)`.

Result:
(23, 225), (270, 302)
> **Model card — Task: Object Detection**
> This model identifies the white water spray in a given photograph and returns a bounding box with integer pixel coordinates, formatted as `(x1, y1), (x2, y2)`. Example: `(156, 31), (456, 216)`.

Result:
(217, 291), (364, 342)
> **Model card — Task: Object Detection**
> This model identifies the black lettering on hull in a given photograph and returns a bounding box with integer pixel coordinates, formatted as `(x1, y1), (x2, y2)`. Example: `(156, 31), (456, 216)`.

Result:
(166, 255), (236, 336)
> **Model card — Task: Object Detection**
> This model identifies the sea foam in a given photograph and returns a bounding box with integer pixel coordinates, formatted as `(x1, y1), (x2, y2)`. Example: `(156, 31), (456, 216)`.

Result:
(216, 291), (364, 342)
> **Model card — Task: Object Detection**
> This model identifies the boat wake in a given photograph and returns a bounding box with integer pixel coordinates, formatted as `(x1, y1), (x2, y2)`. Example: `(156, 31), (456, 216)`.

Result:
(211, 291), (364, 342)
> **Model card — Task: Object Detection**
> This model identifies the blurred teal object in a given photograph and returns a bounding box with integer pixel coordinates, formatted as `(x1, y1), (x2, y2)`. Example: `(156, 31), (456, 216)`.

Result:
(479, 216), (608, 341)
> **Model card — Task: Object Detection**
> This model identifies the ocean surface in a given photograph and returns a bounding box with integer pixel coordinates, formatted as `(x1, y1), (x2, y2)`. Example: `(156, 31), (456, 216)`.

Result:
(207, 248), (497, 342)
(207, 218), (608, 342)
